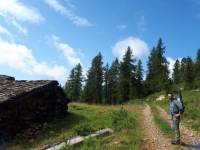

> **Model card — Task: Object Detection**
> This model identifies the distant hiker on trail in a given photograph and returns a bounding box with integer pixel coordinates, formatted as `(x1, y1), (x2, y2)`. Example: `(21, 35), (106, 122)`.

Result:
(168, 92), (184, 145)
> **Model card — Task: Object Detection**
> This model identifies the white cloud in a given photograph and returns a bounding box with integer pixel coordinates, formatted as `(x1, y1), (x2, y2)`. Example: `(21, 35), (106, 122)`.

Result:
(0, 24), (13, 40)
(33, 63), (66, 81)
(0, 39), (67, 82)
(167, 57), (176, 78)
(0, 0), (44, 35)
(116, 24), (127, 30)
(167, 57), (182, 78)
(51, 35), (81, 66)
(0, 0), (43, 24)
(44, 0), (92, 27)
(0, 13), (28, 35)
(112, 37), (149, 60)
(50, 35), (87, 79)
(11, 20), (28, 35)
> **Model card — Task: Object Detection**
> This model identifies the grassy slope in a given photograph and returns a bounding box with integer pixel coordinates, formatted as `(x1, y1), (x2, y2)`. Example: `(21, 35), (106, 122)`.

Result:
(153, 90), (200, 132)
(8, 103), (142, 150)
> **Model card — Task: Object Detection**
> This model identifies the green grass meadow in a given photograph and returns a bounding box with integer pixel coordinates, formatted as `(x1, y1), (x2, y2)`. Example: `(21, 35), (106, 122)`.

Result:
(8, 103), (142, 150)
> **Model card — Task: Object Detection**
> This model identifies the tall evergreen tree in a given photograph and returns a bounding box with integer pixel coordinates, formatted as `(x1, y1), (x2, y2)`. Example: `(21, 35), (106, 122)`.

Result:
(118, 47), (136, 102)
(195, 49), (200, 72)
(65, 63), (83, 101)
(180, 57), (187, 82)
(172, 59), (181, 84)
(194, 49), (200, 87)
(65, 68), (75, 101)
(135, 59), (144, 98)
(183, 57), (194, 89)
(146, 47), (156, 93)
(107, 58), (120, 104)
(82, 53), (103, 104)
(103, 63), (109, 104)
(146, 38), (169, 93)
(156, 38), (170, 91)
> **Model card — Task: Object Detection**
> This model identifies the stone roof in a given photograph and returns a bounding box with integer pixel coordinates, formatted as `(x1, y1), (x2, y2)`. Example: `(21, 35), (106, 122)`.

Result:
(0, 75), (59, 103)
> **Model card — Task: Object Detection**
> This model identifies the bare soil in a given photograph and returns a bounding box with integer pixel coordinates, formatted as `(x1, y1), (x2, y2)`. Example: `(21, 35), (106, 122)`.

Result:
(141, 104), (175, 150)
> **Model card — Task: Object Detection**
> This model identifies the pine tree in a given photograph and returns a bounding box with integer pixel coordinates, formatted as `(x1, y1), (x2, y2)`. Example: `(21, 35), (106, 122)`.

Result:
(103, 63), (109, 104)
(146, 47), (156, 93)
(172, 59), (181, 84)
(65, 68), (75, 101)
(65, 63), (83, 101)
(180, 57), (187, 82)
(82, 53), (103, 104)
(146, 38), (169, 93)
(118, 47), (136, 102)
(135, 59), (144, 98)
(156, 38), (170, 91)
(82, 69), (94, 103)
(194, 49), (200, 87)
(73, 63), (83, 101)
(183, 57), (194, 89)
(107, 58), (120, 104)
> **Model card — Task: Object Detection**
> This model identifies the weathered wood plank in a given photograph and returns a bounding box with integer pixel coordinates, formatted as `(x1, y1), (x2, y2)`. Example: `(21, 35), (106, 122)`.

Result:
(45, 128), (113, 150)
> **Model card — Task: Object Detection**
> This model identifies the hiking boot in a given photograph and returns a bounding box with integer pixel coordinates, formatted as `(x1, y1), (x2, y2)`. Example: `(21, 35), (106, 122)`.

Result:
(171, 140), (180, 145)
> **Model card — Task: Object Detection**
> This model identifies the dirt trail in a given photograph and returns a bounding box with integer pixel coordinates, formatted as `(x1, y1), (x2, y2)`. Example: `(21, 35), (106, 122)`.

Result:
(141, 104), (175, 150)
(156, 106), (200, 150)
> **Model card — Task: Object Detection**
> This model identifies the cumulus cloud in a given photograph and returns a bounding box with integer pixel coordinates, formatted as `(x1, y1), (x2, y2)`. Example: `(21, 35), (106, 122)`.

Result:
(44, 0), (92, 27)
(112, 37), (149, 60)
(167, 57), (176, 78)
(167, 57), (182, 78)
(51, 35), (81, 66)
(0, 0), (43, 24)
(0, 39), (66, 82)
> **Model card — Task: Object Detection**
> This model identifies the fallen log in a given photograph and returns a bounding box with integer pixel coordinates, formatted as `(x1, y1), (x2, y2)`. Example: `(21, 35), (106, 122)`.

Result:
(44, 128), (113, 150)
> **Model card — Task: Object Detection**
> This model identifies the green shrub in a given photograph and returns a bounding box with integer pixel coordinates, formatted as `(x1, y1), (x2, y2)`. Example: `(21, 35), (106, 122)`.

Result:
(110, 107), (136, 132)
(74, 122), (94, 136)
(81, 137), (101, 150)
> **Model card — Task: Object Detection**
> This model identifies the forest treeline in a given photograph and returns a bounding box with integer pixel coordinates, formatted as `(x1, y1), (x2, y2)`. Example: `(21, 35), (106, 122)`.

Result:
(64, 38), (200, 104)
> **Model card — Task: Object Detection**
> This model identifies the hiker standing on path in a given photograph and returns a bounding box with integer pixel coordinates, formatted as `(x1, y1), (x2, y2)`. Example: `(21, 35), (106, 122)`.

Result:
(168, 93), (181, 145)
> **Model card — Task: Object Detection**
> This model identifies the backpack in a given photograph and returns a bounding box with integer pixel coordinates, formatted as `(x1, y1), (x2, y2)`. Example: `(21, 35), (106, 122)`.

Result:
(174, 98), (184, 114)
(174, 91), (185, 114)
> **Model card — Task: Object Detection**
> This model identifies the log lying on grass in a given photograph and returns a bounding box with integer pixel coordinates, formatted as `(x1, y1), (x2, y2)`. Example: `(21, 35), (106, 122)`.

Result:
(45, 128), (113, 150)
(0, 75), (69, 140)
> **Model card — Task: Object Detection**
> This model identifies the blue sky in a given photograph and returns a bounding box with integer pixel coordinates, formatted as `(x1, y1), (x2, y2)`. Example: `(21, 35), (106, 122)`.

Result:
(0, 0), (200, 84)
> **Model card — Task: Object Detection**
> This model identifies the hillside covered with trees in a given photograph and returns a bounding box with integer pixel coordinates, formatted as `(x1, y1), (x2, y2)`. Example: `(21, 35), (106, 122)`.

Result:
(64, 38), (200, 104)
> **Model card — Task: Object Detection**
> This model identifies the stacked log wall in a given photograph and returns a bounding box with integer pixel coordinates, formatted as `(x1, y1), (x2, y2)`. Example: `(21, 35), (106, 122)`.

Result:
(0, 76), (69, 140)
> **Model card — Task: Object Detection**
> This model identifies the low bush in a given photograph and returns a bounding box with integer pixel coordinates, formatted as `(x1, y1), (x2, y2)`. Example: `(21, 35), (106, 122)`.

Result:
(81, 137), (101, 150)
(74, 122), (94, 136)
(110, 107), (136, 132)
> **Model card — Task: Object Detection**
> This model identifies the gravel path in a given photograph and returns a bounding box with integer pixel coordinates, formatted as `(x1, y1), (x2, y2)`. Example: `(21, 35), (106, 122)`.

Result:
(141, 104), (175, 150)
